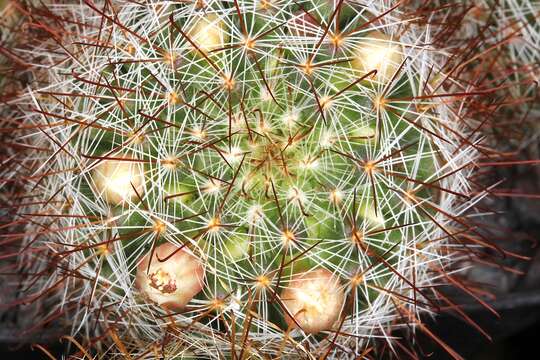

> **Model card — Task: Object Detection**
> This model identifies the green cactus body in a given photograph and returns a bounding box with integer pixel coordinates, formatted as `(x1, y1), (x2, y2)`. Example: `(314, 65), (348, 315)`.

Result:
(3, 1), (483, 358)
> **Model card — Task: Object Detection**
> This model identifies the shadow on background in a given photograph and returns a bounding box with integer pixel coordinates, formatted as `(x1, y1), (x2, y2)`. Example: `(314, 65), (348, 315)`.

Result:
(419, 291), (540, 360)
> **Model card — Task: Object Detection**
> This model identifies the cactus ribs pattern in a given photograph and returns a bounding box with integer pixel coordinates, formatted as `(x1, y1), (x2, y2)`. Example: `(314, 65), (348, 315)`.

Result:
(1, 0), (529, 359)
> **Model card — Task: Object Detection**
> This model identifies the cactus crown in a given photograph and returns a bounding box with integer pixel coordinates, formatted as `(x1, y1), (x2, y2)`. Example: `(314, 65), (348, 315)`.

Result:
(5, 0), (481, 358)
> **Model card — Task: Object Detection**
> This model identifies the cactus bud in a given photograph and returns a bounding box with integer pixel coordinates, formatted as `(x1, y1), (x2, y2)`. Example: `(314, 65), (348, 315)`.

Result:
(281, 268), (345, 334)
(92, 157), (145, 205)
(188, 13), (227, 53)
(352, 31), (403, 82)
(136, 243), (205, 311)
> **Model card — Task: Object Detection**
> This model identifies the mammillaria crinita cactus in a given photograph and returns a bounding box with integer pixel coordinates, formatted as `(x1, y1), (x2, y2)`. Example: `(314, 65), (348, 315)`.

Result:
(2, 0), (531, 358)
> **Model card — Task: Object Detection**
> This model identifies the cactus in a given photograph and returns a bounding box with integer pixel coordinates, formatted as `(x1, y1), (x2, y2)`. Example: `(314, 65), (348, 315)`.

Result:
(454, 1), (540, 105)
(1, 0), (523, 358)
(474, 0), (540, 138)
(0, 0), (19, 85)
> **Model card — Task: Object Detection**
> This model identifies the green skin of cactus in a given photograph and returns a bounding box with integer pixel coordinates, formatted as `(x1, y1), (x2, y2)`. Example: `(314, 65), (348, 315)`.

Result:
(73, 2), (441, 336)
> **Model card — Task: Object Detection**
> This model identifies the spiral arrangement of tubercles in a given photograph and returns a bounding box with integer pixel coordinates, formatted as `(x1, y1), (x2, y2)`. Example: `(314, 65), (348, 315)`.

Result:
(0, 1), (491, 358)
